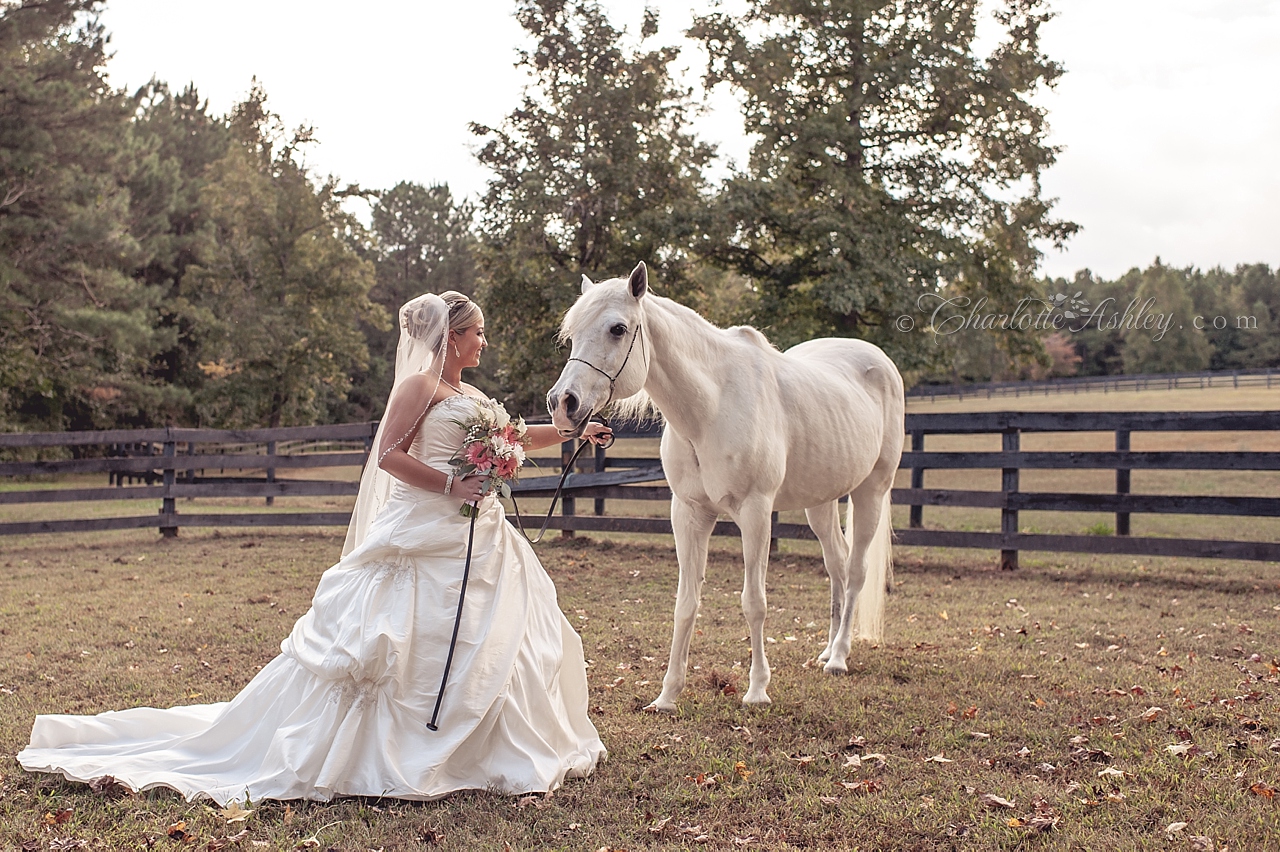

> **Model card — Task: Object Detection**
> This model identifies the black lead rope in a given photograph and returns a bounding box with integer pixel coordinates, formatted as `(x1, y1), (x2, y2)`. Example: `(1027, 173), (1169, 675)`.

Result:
(427, 509), (477, 732)
(507, 423), (613, 545)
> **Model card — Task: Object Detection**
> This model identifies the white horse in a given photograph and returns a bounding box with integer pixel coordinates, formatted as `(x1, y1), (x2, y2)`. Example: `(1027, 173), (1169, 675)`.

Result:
(547, 262), (905, 709)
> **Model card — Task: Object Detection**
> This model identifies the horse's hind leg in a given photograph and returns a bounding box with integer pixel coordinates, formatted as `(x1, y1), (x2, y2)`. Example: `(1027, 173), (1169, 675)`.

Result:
(649, 496), (717, 712)
(824, 482), (890, 675)
(805, 500), (849, 666)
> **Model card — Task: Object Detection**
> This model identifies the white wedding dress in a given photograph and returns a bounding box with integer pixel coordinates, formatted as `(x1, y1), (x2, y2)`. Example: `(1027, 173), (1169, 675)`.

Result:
(18, 394), (605, 804)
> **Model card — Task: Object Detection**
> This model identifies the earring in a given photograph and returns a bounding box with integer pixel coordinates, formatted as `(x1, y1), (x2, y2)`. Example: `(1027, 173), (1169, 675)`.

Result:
(453, 344), (460, 358)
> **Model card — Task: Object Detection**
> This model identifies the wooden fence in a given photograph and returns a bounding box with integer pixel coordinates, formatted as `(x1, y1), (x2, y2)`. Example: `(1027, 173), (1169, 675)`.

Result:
(2, 411), (1278, 565)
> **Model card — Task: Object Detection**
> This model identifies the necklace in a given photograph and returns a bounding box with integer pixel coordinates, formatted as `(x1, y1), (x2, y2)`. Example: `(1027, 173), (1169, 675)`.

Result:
(441, 377), (465, 395)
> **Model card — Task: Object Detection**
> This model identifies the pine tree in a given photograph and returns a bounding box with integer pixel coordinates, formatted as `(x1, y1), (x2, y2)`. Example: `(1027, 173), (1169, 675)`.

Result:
(473, 0), (714, 412)
(185, 86), (383, 428)
(0, 0), (163, 429)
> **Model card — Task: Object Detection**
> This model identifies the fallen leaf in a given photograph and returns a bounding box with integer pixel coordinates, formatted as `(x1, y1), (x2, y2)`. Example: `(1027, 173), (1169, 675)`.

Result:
(1026, 814), (1059, 833)
(839, 779), (882, 794)
(733, 761), (753, 780)
(692, 772), (719, 788)
(1189, 836), (1215, 852)
(219, 802), (254, 823)
(1097, 766), (1127, 779)
(1166, 822), (1189, 836)
(1166, 742), (1195, 757)
(1250, 782), (1276, 798)
(44, 808), (73, 825)
(648, 817), (674, 836)
(925, 754), (953, 763)
(167, 821), (190, 841)
(515, 794), (550, 809)
(206, 830), (249, 851)
(1139, 706), (1164, 723)
(819, 795), (841, 805)
(48, 840), (88, 852)
(981, 793), (1016, 809)
(88, 775), (129, 798)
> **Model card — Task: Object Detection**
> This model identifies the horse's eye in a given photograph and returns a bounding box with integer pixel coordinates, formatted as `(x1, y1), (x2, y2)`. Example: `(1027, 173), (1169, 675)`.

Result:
(610, 323), (627, 337)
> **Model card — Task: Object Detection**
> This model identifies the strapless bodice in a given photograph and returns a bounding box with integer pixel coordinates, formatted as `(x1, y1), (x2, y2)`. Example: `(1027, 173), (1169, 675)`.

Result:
(408, 393), (494, 474)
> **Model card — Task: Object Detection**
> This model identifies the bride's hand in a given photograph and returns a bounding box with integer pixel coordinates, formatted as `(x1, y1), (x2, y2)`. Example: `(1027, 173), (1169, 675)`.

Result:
(453, 475), (487, 503)
(582, 422), (614, 446)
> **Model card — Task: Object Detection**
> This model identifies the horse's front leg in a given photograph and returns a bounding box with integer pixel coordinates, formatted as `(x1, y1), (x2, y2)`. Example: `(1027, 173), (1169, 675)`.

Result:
(736, 497), (776, 705)
(649, 496), (717, 712)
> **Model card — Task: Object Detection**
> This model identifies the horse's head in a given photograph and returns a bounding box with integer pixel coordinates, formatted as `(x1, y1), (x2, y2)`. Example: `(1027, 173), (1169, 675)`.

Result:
(547, 261), (652, 437)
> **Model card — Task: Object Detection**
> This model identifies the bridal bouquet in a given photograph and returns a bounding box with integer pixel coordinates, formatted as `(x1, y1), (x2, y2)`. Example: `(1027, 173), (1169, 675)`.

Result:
(449, 399), (531, 518)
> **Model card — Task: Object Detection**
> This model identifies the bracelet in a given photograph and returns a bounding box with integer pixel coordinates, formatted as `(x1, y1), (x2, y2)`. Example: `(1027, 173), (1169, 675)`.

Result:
(443, 473), (454, 495)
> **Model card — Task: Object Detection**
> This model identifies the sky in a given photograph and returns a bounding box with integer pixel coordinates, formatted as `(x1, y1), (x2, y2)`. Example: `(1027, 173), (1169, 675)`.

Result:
(97, 0), (1280, 280)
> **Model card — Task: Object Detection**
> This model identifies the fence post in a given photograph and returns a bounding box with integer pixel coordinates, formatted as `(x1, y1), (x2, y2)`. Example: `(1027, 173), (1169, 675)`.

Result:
(594, 442), (606, 517)
(909, 429), (925, 529)
(159, 432), (178, 538)
(1115, 429), (1131, 536)
(770, 511), (779, 554)
(561, 438), (576, 538)
(265, 440), (276, 506)
(1000, 428), (1019, 570)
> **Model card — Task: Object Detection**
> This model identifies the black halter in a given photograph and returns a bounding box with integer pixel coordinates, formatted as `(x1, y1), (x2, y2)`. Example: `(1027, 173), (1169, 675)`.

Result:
(563, 321), (645, 412)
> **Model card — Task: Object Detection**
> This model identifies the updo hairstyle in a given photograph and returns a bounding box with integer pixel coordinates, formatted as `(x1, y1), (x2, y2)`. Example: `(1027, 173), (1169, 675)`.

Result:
(399, 292), (481, 345)
(441, 291), (482, 333)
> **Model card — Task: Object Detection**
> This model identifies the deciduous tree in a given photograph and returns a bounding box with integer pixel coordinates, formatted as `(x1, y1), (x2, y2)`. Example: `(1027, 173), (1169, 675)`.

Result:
(691, 0), (1077, 369)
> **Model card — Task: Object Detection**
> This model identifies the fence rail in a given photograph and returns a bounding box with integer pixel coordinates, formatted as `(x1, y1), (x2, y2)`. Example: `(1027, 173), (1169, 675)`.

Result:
(909, 367), (1279, 402)
(2, 411), (1278, 565)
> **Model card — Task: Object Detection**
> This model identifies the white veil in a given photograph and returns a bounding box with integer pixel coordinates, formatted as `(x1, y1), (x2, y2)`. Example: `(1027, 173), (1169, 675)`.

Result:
(343, 293), (449, 557)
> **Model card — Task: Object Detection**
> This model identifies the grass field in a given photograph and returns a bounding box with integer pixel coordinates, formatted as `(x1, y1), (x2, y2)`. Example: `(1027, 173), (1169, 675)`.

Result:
(2, 528), (1279, 851)
(2, 383), (1278, 850)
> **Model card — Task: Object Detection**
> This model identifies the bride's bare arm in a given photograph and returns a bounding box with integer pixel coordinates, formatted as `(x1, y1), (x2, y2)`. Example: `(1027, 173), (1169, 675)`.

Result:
(376, 375), (485, 501)
(524, 422), (612, 451)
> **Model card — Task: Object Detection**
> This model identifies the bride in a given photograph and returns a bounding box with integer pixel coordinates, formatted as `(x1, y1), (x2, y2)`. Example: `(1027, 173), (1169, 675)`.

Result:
(18, 292), (608, 804)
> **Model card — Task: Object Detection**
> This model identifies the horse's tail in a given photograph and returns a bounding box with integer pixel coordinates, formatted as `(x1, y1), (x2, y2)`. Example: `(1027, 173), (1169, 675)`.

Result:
(853, 489), (893, 643)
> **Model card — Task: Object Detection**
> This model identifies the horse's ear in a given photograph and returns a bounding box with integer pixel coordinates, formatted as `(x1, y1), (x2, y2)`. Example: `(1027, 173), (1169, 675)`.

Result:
(629, 261), (648, 299)
(580, 274), (594, 295)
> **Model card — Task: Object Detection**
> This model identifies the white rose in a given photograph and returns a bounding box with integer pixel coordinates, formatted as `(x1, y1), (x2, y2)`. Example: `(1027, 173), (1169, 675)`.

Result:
(491, 400), (510, 429)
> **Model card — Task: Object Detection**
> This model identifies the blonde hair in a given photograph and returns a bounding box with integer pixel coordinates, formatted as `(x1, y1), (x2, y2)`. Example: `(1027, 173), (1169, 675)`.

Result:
(441, 291), (482, 332)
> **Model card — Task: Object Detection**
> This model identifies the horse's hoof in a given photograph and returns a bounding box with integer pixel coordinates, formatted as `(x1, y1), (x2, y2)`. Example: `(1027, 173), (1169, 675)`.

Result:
(822, 659), (848, 676)
(645, 699), (677, 713)
(742, 689), (771, 706)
